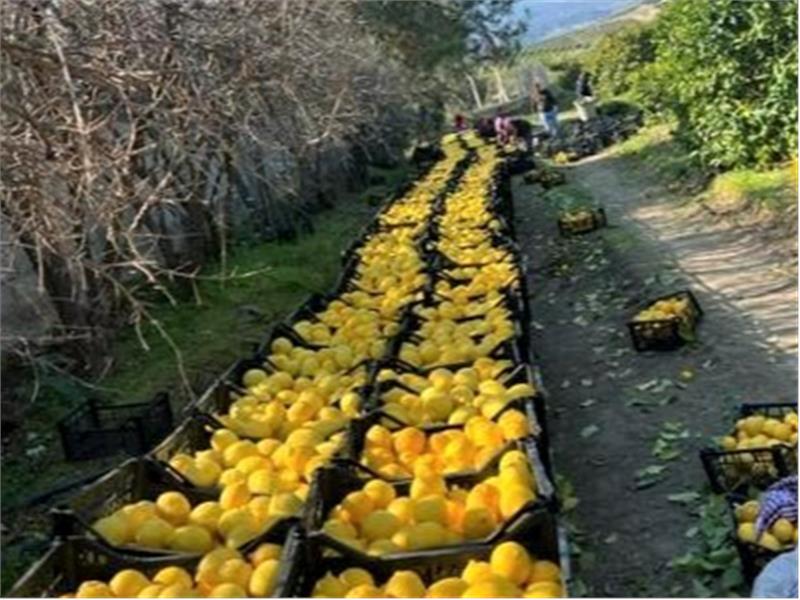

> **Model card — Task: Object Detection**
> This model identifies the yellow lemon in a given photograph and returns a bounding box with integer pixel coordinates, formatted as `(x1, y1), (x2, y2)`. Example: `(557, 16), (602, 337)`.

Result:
(189, 501), (223, 531)
(249, 542), (282, 566)
(312, 573), (348, 597)
(109, 569), (150, 597)
(524, 581), (564, 598)
(211, 429), (240, 452)
(736, 500), (760, 523)
(341, 491), (374, 525)
(367, 539), (401, 556)
(93, 514), (131, 546)
(771, 518), (796, 544)
(339, 568), (375, 589)
(208, 583), (247, 598)
(75, 581), (113, 598)
(394, 427), (426, 455)
(387, 497), (415, 525)
(462, 507), (496, 540)
(153, 566), (193, 589)
(134, 517), (175, 548)
(169, 524), (215, 554)
(461, 580), (522, 598)
(737, 522), (757, 544)
(490, 541), (531, 586)
(220, 482), (252, 511)
(248, 559), (280, 596)
(137, 584), (166, 598)
(499, 485), (536, 520)
(412, 495), (447, 525)
(345, 584), (384, 598)
(361, 510), (402, 542)
(363, 479), (397, 509)
(427, 577), (468, 598)
(384, 571), (426, 598)
(529, 560), (561, 584)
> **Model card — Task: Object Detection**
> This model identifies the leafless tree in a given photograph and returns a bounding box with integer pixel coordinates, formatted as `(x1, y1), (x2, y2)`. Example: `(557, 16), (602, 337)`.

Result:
(1, 0), (418, 387)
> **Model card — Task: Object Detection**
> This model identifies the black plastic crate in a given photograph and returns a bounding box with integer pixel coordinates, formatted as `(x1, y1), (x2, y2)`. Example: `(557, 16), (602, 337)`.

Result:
(287, 506), (569, 597)
(725, 493), (784, 584)
(7, 527), (302, 598)
(557, 207), (607, 236)
(58, 393), (174, 461)
(302, 446), (556, 565)
(700, 403), (797, 494)
(50, 458), (217, 558)
(627, 290), (703, 352)
(148, 413), (226, 467)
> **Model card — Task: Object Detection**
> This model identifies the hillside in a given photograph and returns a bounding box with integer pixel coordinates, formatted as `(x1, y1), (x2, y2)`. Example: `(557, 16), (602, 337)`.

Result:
(523, 0), (661, 55)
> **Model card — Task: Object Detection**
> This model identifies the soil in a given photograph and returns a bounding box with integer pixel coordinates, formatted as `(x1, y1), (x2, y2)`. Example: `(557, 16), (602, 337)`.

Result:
(514, 150), (797, 597)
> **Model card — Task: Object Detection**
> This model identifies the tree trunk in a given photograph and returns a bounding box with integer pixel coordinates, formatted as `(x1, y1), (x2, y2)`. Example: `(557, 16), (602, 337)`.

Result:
(466, 74), (483, 109)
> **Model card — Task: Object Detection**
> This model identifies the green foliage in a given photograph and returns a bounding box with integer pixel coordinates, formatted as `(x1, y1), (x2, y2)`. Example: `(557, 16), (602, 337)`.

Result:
(649, 0), (798, 169)
(710, 164), (796, 211)
(584, 23), (656, 98)
(360, 0), (524, 71)
(594, 0), (797, 169)
(670, 493), (747, 597)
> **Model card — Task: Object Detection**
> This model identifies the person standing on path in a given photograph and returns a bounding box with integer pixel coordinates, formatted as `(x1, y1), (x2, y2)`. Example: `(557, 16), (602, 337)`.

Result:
(575, 71), (597, 122)
(532, 82), (559, 137)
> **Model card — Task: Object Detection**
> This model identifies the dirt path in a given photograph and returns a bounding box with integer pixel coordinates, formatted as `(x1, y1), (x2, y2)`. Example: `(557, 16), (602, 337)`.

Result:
(514, 149), (797, 597)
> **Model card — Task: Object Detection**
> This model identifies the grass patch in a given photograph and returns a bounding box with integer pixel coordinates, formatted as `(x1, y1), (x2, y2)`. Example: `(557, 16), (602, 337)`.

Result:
(708, 166), (795, 213)
(542, 180), (596, 211)
(613, 122), (702, 185)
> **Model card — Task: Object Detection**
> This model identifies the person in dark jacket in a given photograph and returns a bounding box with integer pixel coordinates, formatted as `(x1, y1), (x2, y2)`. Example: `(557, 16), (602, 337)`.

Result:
(532, 82), (559, 137)
(475, 117), (496, 140)
(576, 71), (594, 100)
(510, 118), (533, 152)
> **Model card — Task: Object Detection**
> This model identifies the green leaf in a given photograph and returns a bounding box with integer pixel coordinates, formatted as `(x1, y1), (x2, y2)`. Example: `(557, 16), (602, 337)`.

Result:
(580, 424), (599, 439)
(668, 491), (701, 505)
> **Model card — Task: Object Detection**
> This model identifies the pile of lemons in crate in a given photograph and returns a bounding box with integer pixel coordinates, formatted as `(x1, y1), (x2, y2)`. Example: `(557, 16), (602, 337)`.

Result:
(21, 133), (566, 599)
